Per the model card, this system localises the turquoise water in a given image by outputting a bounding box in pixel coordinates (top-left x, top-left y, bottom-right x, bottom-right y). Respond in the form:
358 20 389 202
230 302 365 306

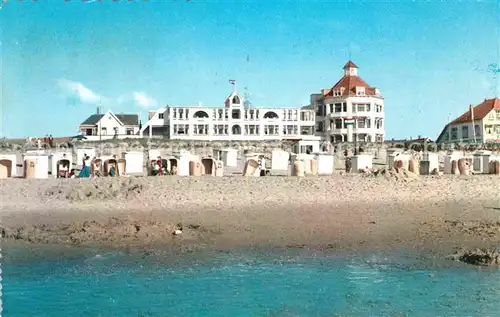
3 247 500 316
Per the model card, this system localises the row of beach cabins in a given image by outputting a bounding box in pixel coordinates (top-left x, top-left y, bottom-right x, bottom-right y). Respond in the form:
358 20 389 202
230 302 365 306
0 147 499 179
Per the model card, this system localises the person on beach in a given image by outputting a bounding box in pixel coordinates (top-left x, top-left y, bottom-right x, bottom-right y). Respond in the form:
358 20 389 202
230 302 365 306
157 156 163 176
109 164 117 177
345 157 352 173
78 155 91 178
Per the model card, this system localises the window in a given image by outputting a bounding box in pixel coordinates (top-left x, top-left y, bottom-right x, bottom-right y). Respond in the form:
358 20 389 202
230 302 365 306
375 119 383 129
474 125 481 137
232 109 241 119
485 125 493 134
375 104 383 112
316 122 324 132
316 104 325 116
461 125 469 139
126 128 134 135
496 110 500 120
101 127 107 135
334 103 342 113
357 118 366 128
356 87 365 96
343 103 347 112
450 127 458 140
334 119 343 129
158 113 164 119
113 127 119 135
333 89 341 97
354 104 370 112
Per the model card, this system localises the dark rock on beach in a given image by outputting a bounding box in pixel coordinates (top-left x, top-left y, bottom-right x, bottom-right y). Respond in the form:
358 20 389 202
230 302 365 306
449 248 500 267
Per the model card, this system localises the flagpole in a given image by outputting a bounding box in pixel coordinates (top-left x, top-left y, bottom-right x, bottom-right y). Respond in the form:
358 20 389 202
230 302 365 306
470 104 476 143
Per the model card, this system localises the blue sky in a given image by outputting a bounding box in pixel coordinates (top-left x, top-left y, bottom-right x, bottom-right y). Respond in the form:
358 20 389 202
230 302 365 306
2 0 499 139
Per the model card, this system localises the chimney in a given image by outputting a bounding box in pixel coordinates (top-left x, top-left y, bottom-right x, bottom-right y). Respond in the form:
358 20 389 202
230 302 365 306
96 106 100 115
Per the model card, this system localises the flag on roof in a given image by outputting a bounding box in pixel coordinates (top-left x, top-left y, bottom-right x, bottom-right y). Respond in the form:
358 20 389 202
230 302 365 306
229 80 236 85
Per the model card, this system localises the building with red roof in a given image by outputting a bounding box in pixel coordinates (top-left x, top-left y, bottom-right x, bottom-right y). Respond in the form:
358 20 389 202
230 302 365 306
436 98 500 144
311 61 385 143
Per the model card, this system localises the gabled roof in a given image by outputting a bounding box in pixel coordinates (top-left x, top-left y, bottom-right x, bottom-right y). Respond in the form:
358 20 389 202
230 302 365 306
449 98 500 125
80 111 139 126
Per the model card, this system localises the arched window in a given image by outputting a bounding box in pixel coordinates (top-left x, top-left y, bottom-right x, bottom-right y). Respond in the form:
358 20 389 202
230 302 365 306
232 96 240 104
232 125 241 135
263 111 279 119
193 111 209 118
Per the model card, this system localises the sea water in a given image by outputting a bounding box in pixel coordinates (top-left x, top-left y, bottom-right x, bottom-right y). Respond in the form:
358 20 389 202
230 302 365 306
2 247 500 317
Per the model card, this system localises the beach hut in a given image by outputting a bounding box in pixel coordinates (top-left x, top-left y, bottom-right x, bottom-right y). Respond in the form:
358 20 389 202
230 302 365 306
291 159 305 177
243 153 264 177
314 153 335 175
473 151 491 174
23 154 49 179
102 156 118 176
76 148 96 168
420 152 439 175
218 148 238 167
351 154 373 173
444 151 462 174
201 156 216 176
91 158 102 176
123 151 144 175
49 152 72 178
0 153 17 179
387 152 411 169
290 154 315 175
271 150 290 171
214 160 224 177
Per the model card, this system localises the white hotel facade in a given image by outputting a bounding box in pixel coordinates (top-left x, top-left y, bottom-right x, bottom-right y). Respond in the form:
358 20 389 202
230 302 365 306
140 91 320 143
139 61 384 145
311 61 385 143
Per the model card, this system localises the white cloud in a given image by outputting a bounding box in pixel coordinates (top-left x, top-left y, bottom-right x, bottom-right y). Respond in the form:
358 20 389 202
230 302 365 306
118 92 158 109
57 79 102 104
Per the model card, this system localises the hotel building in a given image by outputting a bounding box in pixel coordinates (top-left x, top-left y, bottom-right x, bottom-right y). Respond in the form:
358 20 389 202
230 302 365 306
311 61 385 143
140 90 320 147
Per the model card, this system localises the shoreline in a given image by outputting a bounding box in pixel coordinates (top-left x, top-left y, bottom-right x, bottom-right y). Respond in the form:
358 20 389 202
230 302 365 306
1 175 499 264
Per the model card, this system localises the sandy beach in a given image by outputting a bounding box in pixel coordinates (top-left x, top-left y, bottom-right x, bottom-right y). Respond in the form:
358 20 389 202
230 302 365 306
1 173 499 259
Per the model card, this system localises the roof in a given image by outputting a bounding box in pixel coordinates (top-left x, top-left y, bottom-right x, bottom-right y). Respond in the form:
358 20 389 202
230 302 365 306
448 98 500 125
80 113 139 126
343 60 358 69
116 114 139 126
319 61 378 99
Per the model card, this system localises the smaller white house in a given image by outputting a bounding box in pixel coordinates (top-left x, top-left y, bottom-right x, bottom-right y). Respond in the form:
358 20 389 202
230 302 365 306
79 109 141 141
436 98 500 144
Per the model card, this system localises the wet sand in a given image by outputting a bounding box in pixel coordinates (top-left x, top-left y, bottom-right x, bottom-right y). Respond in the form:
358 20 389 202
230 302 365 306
1 174 499 258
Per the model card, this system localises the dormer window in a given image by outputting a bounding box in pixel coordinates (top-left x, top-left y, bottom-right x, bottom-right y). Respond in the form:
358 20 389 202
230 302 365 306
374 88 380 96
232 96 240 104
333 89 341 97
356 87 365 96
340 87 345 95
